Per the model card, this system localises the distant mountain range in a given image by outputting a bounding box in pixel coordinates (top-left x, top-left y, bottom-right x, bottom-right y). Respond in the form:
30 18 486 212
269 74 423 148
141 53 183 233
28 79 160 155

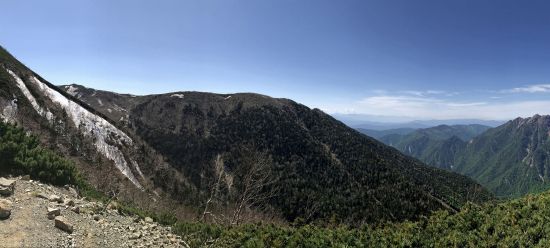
361 124 490 170
356 128 417 139
362 118 550 198
333 114 504 130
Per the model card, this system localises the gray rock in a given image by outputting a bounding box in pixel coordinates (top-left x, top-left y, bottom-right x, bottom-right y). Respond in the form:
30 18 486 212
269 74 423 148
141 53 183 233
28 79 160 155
0 199 12 219
130 232 142 240
54 216 74 233
21 175 31 181
0 178 15 196
49 194 63 203
144 217 154 223
47 207 61 219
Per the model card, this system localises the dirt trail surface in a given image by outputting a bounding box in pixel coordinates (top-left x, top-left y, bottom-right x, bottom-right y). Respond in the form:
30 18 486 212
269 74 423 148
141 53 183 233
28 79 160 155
0 177 189 248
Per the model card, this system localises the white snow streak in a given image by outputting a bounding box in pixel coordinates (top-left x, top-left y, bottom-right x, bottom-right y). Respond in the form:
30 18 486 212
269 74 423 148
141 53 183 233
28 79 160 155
171 93 184 99
6 68 144 189
7 69 53 121
29 76 144 188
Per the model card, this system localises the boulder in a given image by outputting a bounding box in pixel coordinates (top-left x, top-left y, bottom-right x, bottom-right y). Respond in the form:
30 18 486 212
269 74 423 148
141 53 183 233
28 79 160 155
47 207 61 220
0 199 12 219
54 216 73 233
0 178 15 196
145 217 154 223
48 194 63 203
20 175 31 181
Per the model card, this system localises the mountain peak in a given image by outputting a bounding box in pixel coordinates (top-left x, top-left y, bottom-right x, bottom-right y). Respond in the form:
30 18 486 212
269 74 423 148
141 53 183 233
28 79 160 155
511 114 550 129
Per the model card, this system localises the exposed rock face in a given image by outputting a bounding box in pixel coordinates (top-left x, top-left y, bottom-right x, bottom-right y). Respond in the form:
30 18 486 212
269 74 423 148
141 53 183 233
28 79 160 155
0 199 12 219
0 178 15 196
54 216 73 233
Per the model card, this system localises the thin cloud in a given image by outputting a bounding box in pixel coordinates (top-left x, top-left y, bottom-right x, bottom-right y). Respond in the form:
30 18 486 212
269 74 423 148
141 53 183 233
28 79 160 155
323 94 550 120
399 90 454 97
502 84 550 93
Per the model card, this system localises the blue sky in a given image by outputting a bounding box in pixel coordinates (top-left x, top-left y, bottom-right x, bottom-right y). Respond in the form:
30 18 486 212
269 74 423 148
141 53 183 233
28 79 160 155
2 0 550 121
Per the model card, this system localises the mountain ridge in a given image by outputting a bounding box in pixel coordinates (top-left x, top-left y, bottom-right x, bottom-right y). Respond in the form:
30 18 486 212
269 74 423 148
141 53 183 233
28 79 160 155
0 46 492 226
59 80 493 223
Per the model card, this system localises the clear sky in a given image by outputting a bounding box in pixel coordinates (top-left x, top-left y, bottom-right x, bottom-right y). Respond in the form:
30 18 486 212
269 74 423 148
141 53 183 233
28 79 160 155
1 0 550 121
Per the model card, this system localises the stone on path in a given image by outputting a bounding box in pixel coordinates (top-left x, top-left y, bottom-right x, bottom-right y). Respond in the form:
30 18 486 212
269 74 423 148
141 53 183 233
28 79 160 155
0 178 16 196
48 194 63 203
47 207 61 220
54 216 74 233
0 199 12 219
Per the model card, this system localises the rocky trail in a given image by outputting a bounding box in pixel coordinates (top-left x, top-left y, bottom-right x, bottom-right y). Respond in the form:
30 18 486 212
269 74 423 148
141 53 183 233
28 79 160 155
0 176 189 248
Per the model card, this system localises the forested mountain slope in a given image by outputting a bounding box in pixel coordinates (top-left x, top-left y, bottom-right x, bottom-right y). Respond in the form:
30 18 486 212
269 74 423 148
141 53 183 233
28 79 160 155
455 115 550 197
0 45 493 225
375 124 490 170
60 82 493 224
374 117 550 198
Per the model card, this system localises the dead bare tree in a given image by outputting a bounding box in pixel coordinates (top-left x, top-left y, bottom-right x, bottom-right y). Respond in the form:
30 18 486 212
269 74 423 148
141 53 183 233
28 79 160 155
200 154 225 223
231 150 279 226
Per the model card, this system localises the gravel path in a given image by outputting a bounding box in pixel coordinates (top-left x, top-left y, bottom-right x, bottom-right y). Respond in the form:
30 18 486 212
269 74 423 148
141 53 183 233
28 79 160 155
0 177 189 248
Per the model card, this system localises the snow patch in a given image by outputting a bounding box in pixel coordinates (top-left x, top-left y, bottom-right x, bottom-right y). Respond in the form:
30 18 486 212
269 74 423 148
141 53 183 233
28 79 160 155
171 93 184 99
26 75 144 188
65 85 79 97
107 108 112 113
225 95 232 100
97 99 103 106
